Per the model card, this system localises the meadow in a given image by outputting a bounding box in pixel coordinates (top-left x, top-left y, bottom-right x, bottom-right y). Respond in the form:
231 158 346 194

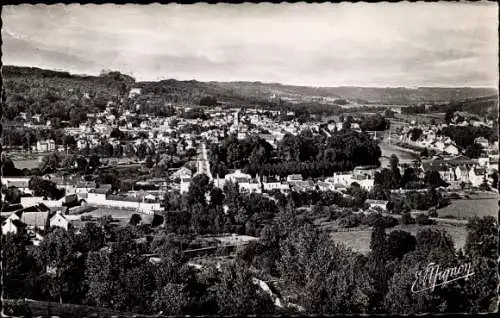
329 223 469 255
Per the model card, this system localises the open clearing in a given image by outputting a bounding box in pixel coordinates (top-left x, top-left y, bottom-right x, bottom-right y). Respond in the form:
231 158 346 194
330 223 468 255
437 194 498 219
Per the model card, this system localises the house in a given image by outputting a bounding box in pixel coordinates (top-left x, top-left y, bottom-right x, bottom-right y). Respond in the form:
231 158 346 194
286 174 303 183
455 165 470 183
50 211 72 230
1 212 26 235
263 181 290 193
478 157 490 168
317 181 336 192
365 199 388 212
469 167 487 188
180 177 192 194
353 166 378 179
1 177 33 194
437 166 456 183
20 211 51 230
225 170 252 184
128 87 141 98
239 180 262 194
444 144 459 155
86 191 161 214
36 139 56 152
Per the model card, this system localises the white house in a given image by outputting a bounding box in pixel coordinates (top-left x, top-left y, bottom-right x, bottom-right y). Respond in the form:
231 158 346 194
36 139 56 153
129 87 142 98
365 199 388 212
50 211 71 230
455 166 470 183
180 177 191 194
469 167 487 188
1 177 32 194
286 174 303 183
86 191 161 214
444 144 459 155
225 170 252 184
239 181 262 194
1 213 25 235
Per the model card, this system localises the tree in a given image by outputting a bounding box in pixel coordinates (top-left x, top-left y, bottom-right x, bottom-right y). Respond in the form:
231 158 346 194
62 135 76 151
346 183 368 207
110 128 124 139
384 228 461 314
408 128 423 141
152 283 191 315
129 213 142 226
89 154 101 171
465 216 497 259
76 222 105 253
36 227 82 304
465 143 484 159
1 156 22 176
390 155 401 183
199 96 218 107
489 171 498 189
415 213 435 225
420 147 429 158
424 170 449 188
187 174 212 206
145 156 154 169
209 187 225 207
374 168 399 195
39 153 60 174
400 167 419 188
213 261 275 315
386 230 416 260
2 233 34 299
136 143 148 160
401 212 414 225
29 177 64 200
359 114 390 131
370 220 389 261
278 224 371 313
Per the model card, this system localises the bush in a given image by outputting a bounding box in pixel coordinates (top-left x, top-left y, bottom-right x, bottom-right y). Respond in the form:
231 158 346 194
339 214 361 228
80 215 93 221
382 215 399 228
3 300 32 317
129 213 142 226
428 208 438 218
415 213 435 225
401 212 415 225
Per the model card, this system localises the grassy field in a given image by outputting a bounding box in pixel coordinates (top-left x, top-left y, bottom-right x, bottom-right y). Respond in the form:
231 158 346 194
329 223 468 255
13 158 42 169
394 112 445 124
437 196 498 219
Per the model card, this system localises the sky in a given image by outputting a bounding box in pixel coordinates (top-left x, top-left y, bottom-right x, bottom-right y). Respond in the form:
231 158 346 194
2 3 498 87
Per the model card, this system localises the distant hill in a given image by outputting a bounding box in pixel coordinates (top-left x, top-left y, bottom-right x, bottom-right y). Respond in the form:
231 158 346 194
3 65 498 105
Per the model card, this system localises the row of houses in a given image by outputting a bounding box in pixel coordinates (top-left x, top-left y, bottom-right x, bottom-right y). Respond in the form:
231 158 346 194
2 209 72 243
180 165 381 196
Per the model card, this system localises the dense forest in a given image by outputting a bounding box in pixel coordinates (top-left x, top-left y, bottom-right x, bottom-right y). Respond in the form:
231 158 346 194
209 129 381 178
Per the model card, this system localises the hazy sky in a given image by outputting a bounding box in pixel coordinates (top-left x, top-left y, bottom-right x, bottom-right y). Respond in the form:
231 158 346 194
2 3 498 87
